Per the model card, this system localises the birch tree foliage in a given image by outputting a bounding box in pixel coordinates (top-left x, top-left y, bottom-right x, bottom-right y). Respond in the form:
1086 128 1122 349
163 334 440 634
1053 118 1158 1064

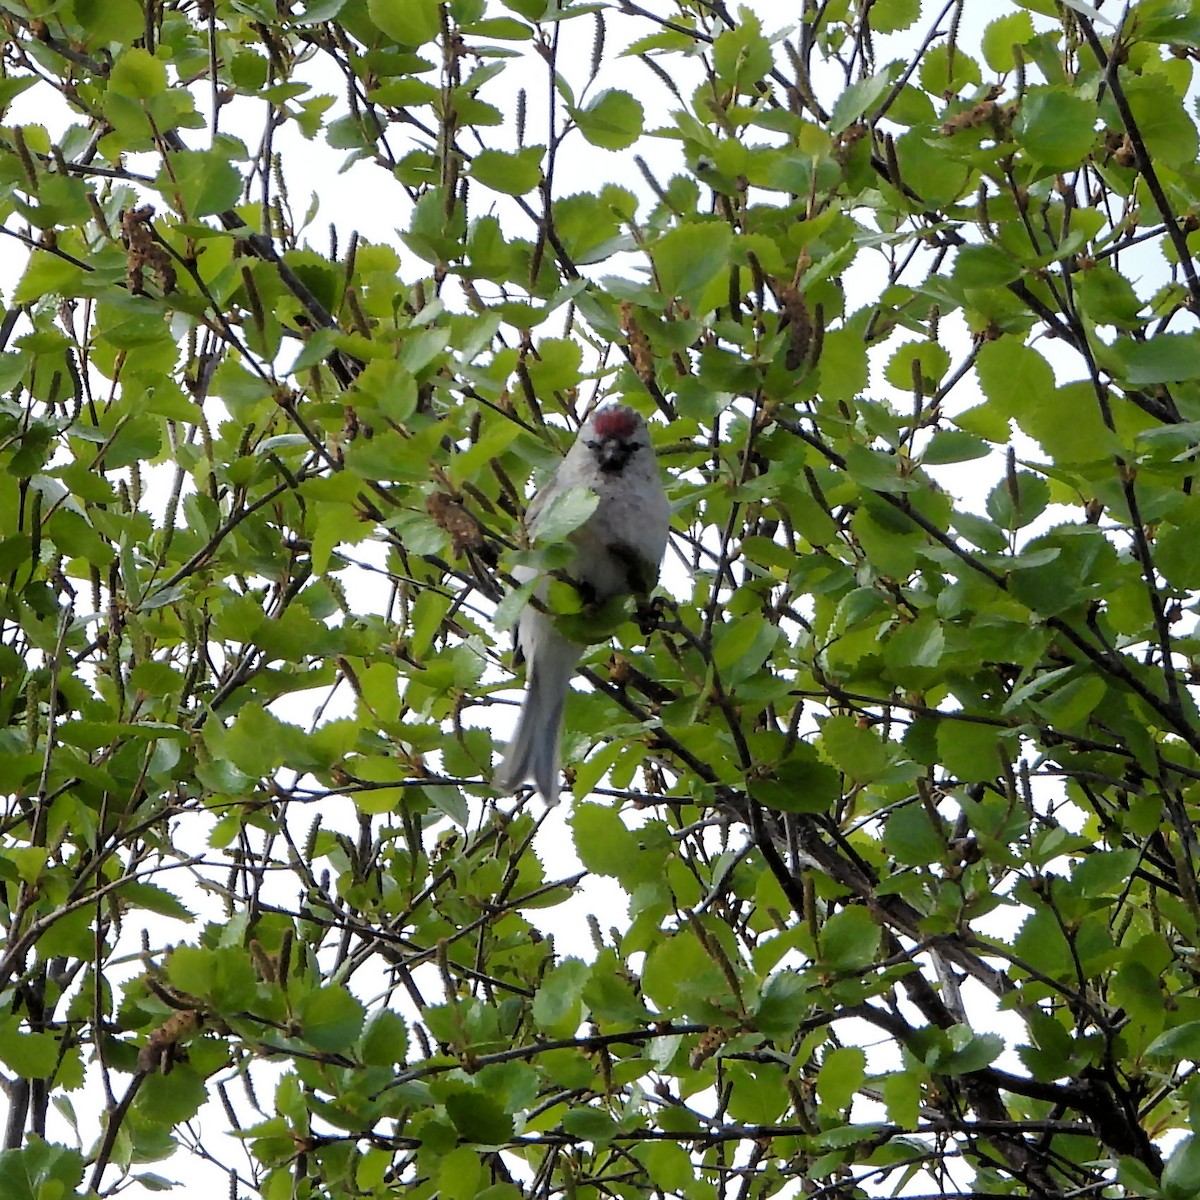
1 0 1200 1197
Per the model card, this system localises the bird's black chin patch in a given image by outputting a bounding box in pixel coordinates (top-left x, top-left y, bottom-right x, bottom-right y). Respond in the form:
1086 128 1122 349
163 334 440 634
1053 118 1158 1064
597 443 636 473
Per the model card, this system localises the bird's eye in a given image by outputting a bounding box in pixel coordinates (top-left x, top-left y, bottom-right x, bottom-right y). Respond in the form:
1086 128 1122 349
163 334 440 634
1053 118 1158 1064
586 440 601 450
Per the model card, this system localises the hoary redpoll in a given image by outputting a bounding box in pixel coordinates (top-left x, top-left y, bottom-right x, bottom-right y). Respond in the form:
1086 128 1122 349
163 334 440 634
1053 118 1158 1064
495 404 670 803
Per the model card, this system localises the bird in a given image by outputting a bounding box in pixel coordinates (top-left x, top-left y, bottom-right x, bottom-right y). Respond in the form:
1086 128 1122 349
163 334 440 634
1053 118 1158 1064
495 404 671 804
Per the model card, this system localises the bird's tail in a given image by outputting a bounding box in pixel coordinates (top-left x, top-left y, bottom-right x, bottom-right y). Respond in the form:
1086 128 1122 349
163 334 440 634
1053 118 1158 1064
495 631 580 805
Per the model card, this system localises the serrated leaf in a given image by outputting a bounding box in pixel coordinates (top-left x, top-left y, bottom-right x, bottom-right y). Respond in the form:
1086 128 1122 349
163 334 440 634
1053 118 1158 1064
820 714 890 783
830 64 900 133
0 1024 58 1079
561 1106 617 1143
444 1091 514 1145
820 906 880 973
569 803 639 877
922 430 990 465
532 957 590 1035
120 882 195 922
1164 1135 1200 1200
470 147 544 195
1113 332 1200 385
981 11 1035 72
298 985 366 1051
574 89 643 150
885 803 946 866
109 47 167 99
367 0 440 44
1013 87 1096 171
652 220 733 310
359 1008 408 1066
529 485 599 544
156 149 242 218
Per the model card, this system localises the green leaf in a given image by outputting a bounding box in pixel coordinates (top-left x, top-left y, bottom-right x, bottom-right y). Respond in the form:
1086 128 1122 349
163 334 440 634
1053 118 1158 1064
830 64 900 133
918 44 981 94
294 0 348 19
819 714 891 783
1075 264 1144 328
953 242 1022 288
157 149 243 218
817 1046 866 1111
1034 675 1106 730
573 90 643 150
1009 525 1119 615
869 0 920 33
359 1008 408 1066
493 575 538 639
639 1142 694 1192
0 1024 58 1079
1017 381 1119 464
501 0 548 18
712 14 772 89
884 614 945 673
136 1065 207 1125
883 1073 920 1128
525 337 582 393
986 471 1050 530
531 957 590 1036
820 906 881 973
1071 849 1140 898
1013 87 1096 171
0 1137 84 1200
120 882 195 922
936 722 1006 784
884 803 946 867
13 250 87 303
470 147 544 195
367 0 441 45
109 47 168 99
922 430 989 465
1112 332 1200 385
298 985 366 1051
104 413 163 468
935 1030 1004 1075
651 221 733 310
712 614 778 684
0 75 37 116
530 485 599 544
1156 514 1200 589
570 803 639 877
464 17 533 40
749 742 840 814
981 11 1035 72
581 951 648 1023
817 326 869 403
894 130 972 207
206 703 288 779
642 931 727 1013
885 339 950 391
167 945 257 1010
1163 1134 1200 1200
1147 1022 1200 1060
444 1091 515 1145
130 660 185 694
561 1106 617 1144
1121 74 1198 169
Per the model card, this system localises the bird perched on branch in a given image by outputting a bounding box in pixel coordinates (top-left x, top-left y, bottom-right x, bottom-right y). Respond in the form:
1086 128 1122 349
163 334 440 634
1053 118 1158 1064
495 404 671 805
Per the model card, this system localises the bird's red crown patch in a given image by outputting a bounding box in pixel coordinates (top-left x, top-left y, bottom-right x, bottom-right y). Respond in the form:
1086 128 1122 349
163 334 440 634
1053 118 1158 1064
592 407 639 440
